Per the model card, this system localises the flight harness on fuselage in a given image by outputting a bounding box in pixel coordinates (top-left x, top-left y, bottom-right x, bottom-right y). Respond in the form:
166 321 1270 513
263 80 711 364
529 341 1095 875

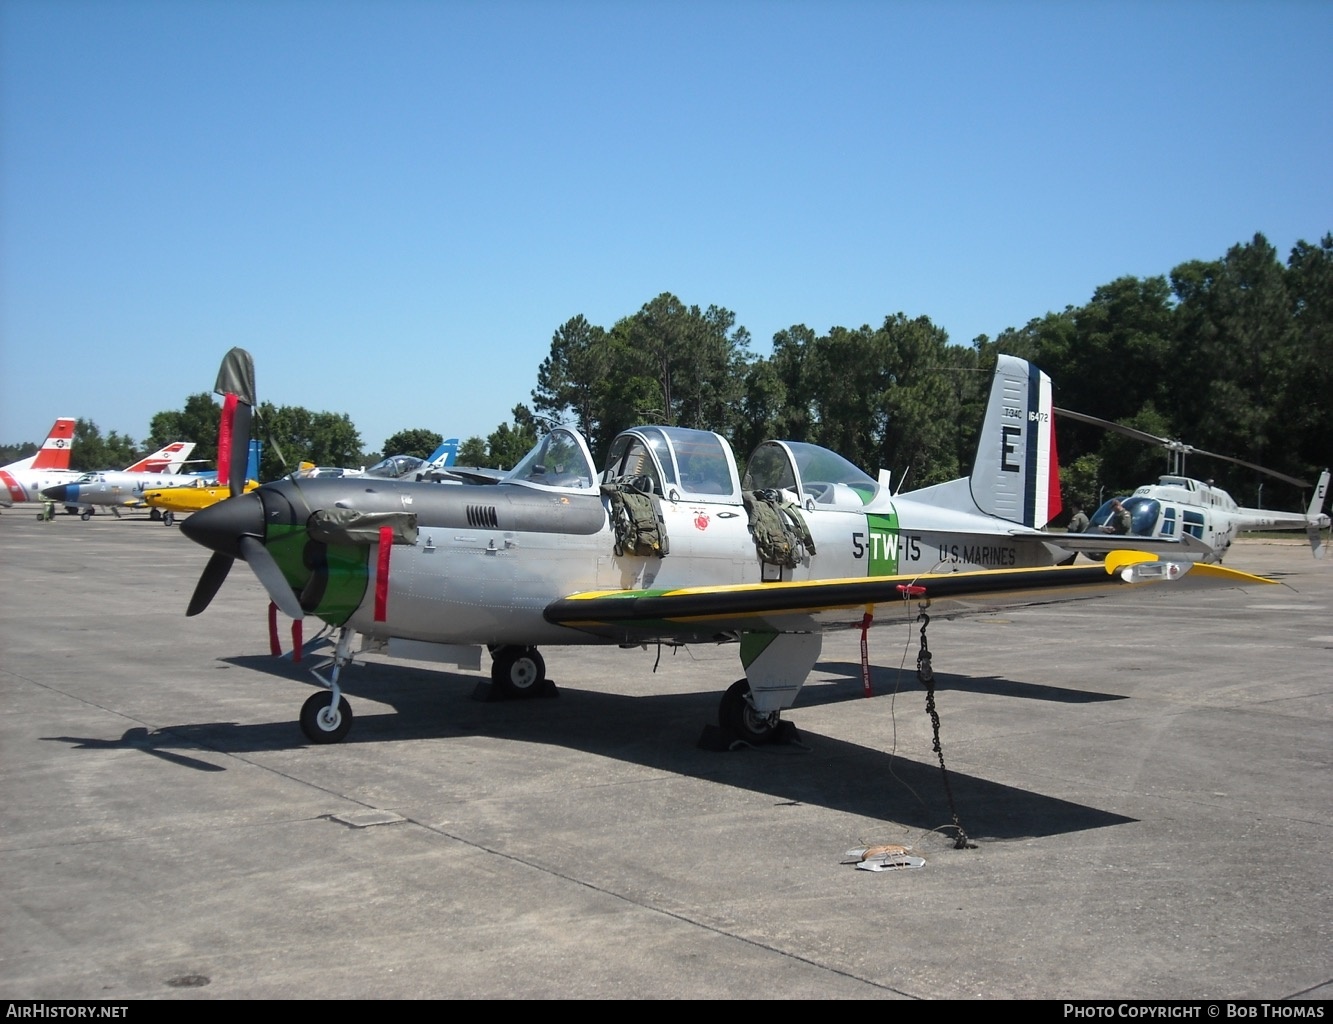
602 477 669 558
743 488 816 570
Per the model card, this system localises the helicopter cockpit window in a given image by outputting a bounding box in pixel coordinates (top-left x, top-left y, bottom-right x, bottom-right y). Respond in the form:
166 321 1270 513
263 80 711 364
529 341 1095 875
505 428 596 490
1090 496 1160 536
1125 498 1162 535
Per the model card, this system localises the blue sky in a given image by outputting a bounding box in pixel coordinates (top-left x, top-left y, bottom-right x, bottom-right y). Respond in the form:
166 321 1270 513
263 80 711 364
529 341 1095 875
3 0 1330 454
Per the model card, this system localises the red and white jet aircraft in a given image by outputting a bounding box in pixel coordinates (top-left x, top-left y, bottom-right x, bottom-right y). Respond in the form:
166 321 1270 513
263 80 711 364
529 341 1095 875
0 419 78 507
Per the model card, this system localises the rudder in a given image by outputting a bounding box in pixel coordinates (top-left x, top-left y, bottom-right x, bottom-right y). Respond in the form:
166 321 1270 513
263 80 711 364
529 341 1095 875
969 355 1061 528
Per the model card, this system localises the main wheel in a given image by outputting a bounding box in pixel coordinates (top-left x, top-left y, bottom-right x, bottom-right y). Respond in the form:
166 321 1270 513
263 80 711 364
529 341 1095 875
163 511 175 527
719 679 780 744
299 692 353 744
490 646 546 698
80 510 91 520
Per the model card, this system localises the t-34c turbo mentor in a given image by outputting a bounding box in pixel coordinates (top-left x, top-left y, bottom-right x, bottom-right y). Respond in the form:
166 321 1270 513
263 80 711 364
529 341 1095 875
181 349 1270 745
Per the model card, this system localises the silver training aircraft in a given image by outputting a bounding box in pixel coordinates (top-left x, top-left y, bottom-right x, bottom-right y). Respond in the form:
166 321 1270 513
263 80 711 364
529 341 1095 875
180 349 1270 745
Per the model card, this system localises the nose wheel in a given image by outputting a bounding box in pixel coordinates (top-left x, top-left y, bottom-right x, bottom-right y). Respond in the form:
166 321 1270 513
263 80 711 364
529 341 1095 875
300 692 353 744
300 627 357 743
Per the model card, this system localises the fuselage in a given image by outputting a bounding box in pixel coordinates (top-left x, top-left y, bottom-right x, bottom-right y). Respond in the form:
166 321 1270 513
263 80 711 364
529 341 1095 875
43 470 198 511
144 480 257 515
1084 474 1330 559
185 426 1067 649
1 467 82 506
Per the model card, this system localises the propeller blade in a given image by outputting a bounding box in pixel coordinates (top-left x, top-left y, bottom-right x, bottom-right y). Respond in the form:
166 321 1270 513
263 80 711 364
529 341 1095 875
187 552 235 617
228 402 252 498
238 535 305 620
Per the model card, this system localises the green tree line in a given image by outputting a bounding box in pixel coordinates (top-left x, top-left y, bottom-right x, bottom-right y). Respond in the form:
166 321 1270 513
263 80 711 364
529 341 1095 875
526 232 1330 513
11 231 1327 514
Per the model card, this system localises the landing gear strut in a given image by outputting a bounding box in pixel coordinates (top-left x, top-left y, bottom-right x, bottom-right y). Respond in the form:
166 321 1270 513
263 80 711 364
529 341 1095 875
301 627 356 743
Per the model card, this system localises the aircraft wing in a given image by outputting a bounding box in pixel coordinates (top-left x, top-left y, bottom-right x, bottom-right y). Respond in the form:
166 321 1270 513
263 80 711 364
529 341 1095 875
545 553 1272 642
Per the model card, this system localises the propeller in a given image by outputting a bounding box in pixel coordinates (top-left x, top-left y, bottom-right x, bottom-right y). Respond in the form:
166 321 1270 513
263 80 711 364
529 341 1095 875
183 348 305 620
1054 407 1312 489
187 552 234 616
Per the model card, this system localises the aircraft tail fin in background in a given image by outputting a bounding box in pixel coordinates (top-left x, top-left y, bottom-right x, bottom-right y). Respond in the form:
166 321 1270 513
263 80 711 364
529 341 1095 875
124 441 197 474
16 418 77 471
902 355 1062 529
427 438 460 468
1307 469 1330 558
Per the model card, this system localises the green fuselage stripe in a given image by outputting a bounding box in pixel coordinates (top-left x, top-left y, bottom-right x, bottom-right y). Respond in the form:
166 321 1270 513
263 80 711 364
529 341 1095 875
867 511 900 576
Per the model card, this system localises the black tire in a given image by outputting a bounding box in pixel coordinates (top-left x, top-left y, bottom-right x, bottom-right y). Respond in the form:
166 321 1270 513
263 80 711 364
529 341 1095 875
719 679 779 744
80 510 91 521
163 511 175 527
149 508 162 521
490 646 546 698
299 692 353 744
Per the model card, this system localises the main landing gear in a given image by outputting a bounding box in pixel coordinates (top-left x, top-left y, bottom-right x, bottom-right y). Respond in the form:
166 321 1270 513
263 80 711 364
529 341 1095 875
718 679 782 745
707 632 819 748
488 645 550 699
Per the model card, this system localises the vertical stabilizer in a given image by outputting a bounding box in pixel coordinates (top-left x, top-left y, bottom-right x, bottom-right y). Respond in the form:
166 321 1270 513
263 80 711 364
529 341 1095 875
1307 470 1330 522
246 440 263 483
1307 469 1330 558
969 355 1062 528
125 441 197 474
25 418 77 471
428 438 460 468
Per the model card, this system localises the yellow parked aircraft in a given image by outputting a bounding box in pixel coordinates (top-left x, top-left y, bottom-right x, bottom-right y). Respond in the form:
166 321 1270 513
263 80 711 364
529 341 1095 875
144 478 259 526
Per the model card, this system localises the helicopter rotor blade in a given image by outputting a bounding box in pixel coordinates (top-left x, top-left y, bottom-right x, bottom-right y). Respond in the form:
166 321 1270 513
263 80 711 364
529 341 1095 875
1178 447 1310 489
1055 408 1311 488
1055 408 1168 448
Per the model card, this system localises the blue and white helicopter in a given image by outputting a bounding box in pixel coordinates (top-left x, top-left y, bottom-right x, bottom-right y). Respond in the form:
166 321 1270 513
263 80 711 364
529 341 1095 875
1057 408 1330 562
